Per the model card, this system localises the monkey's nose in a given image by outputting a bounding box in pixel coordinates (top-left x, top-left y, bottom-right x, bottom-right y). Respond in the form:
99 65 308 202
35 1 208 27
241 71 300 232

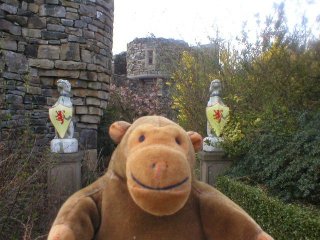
151 161 167 179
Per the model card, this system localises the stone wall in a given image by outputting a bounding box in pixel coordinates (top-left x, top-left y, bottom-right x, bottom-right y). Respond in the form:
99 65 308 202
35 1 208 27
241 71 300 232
0 0 114 157
126 37 188 79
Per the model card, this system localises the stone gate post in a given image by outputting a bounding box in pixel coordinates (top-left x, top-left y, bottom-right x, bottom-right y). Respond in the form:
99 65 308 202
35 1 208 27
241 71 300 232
48 151 83 217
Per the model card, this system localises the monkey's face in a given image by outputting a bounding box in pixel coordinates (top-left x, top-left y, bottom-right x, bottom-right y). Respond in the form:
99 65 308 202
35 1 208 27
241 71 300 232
109 116 202 216
125 124 193 216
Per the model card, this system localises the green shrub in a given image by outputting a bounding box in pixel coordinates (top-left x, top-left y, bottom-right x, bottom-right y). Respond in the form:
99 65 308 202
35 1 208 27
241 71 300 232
227 110 320 205
216 177 320 240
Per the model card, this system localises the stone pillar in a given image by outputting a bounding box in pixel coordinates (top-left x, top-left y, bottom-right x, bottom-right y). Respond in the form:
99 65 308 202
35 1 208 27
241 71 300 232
48 151 83 216
199 150 232 186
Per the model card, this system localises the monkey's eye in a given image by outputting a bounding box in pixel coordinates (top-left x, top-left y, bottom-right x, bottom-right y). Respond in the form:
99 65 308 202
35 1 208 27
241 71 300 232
138 135 145 142
175 137 181 145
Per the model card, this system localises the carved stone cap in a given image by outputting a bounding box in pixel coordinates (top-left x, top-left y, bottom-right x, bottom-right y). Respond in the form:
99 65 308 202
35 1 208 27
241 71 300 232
57 79 72 97
209 79 222 97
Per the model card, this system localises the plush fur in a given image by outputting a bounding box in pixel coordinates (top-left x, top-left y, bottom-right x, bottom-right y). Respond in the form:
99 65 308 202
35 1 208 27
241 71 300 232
48 116 273 240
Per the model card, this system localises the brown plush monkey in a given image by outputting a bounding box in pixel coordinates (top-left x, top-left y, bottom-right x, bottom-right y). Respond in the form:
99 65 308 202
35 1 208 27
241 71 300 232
48 116 273 240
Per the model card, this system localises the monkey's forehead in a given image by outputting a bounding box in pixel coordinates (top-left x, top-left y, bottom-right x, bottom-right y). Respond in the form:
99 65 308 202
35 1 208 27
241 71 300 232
132 116 179 128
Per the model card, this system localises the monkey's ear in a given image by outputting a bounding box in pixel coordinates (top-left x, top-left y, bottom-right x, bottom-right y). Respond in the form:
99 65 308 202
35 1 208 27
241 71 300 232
187 131 203 152
109 121 131 144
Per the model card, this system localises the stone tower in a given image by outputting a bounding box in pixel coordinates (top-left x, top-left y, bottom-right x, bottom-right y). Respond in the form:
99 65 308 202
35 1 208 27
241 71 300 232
126 37 188 84
0 0 114 157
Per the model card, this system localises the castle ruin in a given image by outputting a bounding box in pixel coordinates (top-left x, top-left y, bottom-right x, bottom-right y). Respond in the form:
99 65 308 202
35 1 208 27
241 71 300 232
126 37 188 88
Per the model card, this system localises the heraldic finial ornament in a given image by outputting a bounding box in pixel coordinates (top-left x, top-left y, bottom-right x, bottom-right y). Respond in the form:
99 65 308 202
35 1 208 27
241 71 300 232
49 79 78 153
203 79 230 152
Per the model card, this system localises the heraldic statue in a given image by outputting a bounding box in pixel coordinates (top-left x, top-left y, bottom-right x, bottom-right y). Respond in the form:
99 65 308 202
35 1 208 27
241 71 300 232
203 79 229 152
49 79 78 153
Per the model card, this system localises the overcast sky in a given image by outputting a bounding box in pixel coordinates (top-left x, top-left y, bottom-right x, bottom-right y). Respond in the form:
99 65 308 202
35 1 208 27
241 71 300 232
112 0 320 54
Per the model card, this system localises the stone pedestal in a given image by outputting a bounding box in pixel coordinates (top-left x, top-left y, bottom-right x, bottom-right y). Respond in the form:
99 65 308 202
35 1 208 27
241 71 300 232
48 151 83 218
199 150 232 186
51 138 78 153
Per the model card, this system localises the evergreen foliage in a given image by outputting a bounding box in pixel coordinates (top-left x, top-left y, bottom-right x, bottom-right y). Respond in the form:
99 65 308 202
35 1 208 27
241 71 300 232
227 111 320 204
113 52 127 75
216 177 320 240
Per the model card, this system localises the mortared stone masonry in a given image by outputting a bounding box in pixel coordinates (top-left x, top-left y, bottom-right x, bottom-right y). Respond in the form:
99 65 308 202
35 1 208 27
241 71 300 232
0 0 114 158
